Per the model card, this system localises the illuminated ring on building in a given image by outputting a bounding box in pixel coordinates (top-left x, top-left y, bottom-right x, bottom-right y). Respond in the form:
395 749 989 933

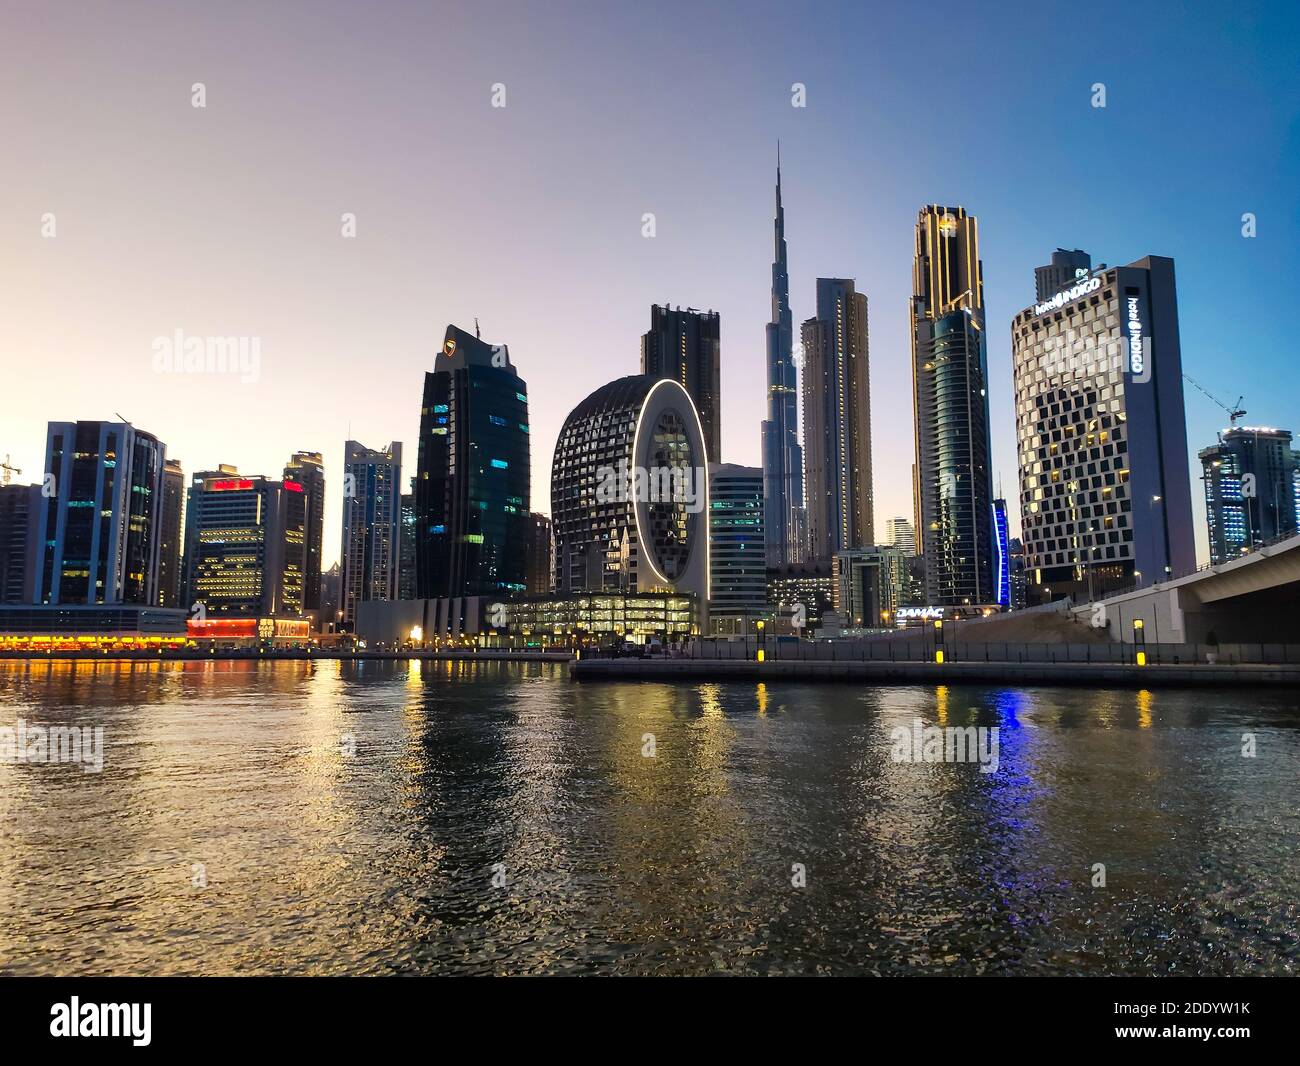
631 379 710 594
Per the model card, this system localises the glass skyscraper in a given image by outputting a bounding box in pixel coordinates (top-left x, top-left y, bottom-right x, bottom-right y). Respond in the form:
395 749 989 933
284 451 325 612
993 497 1011 608
707 463 765 633
910 207 996 606
416 325 529 600
1199 426 1299 563
340 441 402 628
760 152 806 566
157 458 184 607
35 420 166 606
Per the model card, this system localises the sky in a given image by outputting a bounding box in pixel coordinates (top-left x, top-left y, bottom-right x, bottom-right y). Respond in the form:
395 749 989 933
2 0 1298 569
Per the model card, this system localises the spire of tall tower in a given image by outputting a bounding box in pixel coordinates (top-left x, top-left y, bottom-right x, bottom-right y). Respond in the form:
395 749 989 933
761 145 805 566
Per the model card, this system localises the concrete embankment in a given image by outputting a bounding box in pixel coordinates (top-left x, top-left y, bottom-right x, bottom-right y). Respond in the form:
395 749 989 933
570 657 1300 687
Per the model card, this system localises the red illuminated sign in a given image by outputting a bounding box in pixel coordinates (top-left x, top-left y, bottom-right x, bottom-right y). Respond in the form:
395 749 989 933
188 618 258 637
283 480 303 492
209 478 254 492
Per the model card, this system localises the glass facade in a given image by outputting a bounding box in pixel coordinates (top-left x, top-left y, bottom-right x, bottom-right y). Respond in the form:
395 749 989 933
416 326 529 600
398 489 417 599
708 464 766 631
915 311 996 604
1200 427 1299 563
284 451 325 612
504 592 697 646
993 498 1011 608
761 157 806 567
36 421 165 606
911 207 997 606
551 375 708 602
341 441 402 627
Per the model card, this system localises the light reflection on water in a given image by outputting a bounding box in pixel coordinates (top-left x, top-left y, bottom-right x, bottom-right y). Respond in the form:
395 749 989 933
0 659 1296 975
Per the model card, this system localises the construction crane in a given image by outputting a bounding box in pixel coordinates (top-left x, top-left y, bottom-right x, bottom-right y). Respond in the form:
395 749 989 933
1183 374 1246 426
0 455 20 486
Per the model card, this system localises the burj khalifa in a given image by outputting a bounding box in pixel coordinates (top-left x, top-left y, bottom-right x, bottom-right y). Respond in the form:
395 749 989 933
760 150 806 565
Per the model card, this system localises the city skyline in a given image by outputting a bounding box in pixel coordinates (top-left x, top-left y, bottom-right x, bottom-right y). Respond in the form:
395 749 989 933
3 1 1298 572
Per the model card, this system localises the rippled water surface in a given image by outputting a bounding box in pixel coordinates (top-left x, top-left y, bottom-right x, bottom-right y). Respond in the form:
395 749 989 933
0 660 1296 975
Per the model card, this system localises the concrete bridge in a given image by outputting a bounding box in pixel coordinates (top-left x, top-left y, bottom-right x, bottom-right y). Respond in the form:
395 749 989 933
1071 532 1300 644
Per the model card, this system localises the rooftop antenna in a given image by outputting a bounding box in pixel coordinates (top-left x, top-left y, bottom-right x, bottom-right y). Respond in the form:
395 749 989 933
0 455 20 487
474 317 480 340
115 411 132 426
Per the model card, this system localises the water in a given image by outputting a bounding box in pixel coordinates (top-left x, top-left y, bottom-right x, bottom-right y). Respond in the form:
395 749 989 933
0 659 1296 976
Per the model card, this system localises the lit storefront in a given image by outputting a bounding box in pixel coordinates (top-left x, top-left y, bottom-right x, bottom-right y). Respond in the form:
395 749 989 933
498 592 698 649
0 605 189 653
188 616 312 649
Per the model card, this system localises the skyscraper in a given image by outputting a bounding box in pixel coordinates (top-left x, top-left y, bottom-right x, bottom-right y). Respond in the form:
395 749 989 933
832 547 900 628
0 482 40 604
910 206 997 605
35 421 166 606
398 484 417 600
284 451 325 613
1199 426 1299 563
525 512 552 596
760 151 806 566
182 467 306 617
992 497 1011 608
551 375 709 603
1035 248 1093 303
801 278 874 560
886 517 915 556
415 325 530 600
340 441 402 628
707 463 766 633
1012 254 1196 599
641 305 721 463
157 458 184 607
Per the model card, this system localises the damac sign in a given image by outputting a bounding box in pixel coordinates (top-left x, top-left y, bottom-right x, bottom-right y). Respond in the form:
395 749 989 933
1033 276 1101 316
897 606 945 620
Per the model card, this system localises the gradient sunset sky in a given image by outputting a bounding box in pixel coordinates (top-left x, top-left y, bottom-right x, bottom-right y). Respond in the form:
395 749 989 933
3 0 1297 567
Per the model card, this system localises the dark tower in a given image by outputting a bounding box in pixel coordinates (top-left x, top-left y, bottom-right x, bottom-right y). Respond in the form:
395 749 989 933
641 305 721 462
416 325 530 600
283 451 325 612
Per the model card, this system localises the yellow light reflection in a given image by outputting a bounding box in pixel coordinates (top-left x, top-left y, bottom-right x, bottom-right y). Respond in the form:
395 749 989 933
1137 689 1153 729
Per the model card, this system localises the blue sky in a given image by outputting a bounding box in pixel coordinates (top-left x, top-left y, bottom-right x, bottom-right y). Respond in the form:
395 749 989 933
2 0 1297 565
